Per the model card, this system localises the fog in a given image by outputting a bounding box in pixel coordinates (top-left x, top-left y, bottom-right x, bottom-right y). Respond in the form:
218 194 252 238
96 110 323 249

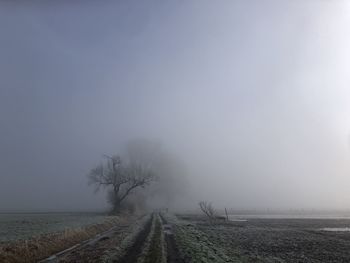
1 0 350 212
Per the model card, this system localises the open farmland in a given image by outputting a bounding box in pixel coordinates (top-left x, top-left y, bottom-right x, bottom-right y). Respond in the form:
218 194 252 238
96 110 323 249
176 214 350 262
3 212 350 262
0 213 107 242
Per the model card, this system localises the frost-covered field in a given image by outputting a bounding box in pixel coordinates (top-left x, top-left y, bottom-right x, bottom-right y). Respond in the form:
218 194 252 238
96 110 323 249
175 214 350 262
0 212 107 242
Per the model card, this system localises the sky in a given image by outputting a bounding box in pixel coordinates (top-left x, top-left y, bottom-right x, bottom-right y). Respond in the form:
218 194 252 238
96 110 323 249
1 0 350 211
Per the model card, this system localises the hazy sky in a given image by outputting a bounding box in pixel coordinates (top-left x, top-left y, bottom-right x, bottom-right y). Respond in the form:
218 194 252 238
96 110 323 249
1 0 350 211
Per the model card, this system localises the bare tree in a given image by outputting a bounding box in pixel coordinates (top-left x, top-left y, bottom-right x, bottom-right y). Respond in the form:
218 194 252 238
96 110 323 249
88 154 156 213
199 201 216 222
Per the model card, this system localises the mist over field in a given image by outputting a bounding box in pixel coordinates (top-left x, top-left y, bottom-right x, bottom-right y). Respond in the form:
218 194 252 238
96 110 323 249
1 0 350 213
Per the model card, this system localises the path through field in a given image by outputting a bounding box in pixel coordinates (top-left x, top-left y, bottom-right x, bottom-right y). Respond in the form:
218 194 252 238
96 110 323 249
39 213 183 263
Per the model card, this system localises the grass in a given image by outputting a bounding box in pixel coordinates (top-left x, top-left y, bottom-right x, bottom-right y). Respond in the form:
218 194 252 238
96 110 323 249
0 216 122 263
163 214 239 263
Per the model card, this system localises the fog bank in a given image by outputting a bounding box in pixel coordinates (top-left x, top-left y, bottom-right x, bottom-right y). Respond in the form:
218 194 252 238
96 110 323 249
1 1 350 211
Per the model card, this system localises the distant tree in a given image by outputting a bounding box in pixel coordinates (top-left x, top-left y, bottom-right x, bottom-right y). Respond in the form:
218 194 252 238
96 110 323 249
199 201 216 222
88 154 156 213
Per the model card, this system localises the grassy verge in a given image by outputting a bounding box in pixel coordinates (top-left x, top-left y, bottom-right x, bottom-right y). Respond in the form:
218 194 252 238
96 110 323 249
0 216 123 263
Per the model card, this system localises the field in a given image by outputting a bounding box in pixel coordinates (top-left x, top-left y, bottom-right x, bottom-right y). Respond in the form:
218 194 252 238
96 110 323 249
2 212 350 262
175 214 350 262
0 213 107 242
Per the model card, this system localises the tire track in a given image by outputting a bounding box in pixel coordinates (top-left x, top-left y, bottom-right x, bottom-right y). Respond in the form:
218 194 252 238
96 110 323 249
114 213 154 263
159 213 185 263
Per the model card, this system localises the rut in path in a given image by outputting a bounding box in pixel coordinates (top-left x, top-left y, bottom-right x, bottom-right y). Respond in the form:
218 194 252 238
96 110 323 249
159 213 185 263
114 214 154 263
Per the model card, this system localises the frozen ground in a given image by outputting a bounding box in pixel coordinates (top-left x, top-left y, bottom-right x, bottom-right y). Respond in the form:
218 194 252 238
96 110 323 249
0 212 107 242
3 212 350 262
178 214 350 262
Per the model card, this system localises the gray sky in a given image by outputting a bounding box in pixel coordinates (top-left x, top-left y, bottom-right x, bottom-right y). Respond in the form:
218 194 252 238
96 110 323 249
1 0 350 211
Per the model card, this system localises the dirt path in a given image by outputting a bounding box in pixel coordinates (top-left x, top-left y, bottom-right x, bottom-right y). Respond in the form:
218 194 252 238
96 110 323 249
159 214 185 263
117 212 184 263
114 214 154 263
39 213 184 263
